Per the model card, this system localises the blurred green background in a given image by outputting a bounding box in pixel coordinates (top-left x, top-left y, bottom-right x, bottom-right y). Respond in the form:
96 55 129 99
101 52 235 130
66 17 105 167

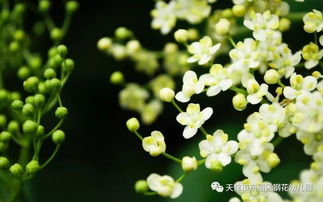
17 0 323 201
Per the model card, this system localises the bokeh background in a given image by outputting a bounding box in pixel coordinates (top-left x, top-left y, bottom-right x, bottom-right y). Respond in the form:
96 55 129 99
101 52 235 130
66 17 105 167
18 0 323 201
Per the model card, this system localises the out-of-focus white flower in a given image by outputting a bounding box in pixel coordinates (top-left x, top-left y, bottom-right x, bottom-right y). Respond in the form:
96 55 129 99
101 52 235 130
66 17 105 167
175 71 205 102
175 0 211 24
297 129 323 155
176 103 213 139
147 173 183 198
119 83 149 112
303 9 323 33
200 64 233 97
141 99 163 125
199 130 238 169
244 10 280 41
142 131 166 156
151 1 177 34
302 43 323 69
187 36 221 65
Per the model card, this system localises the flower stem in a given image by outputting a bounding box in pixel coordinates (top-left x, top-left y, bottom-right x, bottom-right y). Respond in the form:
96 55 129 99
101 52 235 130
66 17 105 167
199 126 208 137
228 36 237 48
134 131 143 140
171 100 183 113
230 86 247 95
162 152 182 164
176 173 187 183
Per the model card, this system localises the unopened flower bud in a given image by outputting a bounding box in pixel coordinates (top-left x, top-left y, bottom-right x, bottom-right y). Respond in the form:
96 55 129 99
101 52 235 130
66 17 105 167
279 18 291 32
22 103 35 117
34 94 45 109
11 100 24 110
55 107 68 119
215 18 231 35
187 29 199 41
0 157 10 169
23 77 39 93
174 29 188 43
23 120 37 135
52 130 65 144
57 45 68 57
267 153 280 168
159 88 175 102
50 28 63 41
17 66 30 80
115 27 132 39
26 160 40 174
65 1 79 13
10 163 24 177
0 131 11 142
38 0 50 13
232 5 246 17
110 71 124 84
126 117 140 132
232 94 247 111
44 68 57 79
181 156 197 172
134 180 149 193
97 37 112 51
8 121 19 134
264 69 280 84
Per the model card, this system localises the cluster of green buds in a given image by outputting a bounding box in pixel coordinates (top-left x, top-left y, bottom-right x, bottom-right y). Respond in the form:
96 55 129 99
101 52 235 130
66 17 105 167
0 0 77 200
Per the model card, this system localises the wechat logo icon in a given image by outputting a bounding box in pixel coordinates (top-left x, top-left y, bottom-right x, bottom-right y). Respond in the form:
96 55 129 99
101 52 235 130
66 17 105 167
211 181 224 192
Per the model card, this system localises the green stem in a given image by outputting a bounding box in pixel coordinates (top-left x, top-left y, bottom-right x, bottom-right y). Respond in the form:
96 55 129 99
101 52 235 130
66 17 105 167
278 80 286 88
228 36 237 48
162 153 182 164
199 126 208 137
42 120 64 139
229 86 247 95
171 100 183 113
286 12 307 22
273 136 284 147
134 131 143 140
176 173 187 183
39 144 61 170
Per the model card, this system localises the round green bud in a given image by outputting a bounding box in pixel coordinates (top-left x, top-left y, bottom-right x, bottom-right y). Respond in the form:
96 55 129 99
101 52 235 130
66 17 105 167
0 115 7 128
232 94 247 111
57 45 68 57
22 103 35 117
134 180 149 193
0 157 10 169
26 160 40 174
38 82 47 94
38 0 51 13
55 107 68 119
232 5 246 17
9 41 19 52
62 58 74 72
97 37 112 51
34 94 45 109
210 160 223 172
23 77 40 93
174 29 188 43
48 47 59 57
215 18 231 35
0 90 9 102
115 27 132 39
1 10 10 21
50 28 63 41
8 121 19 134
36 125 44 137
264 69 280 84
10 92 21 101
13 3 25 15
23 120 37 135
110 71 124 84
50 78 61 91
126 117 140 132
0 131 11 142
14 30 25 41
65 1 79 13
9 163 24 177
44 68 56 79
17 66 30 80
11 100 24 110
0 142 8 152
52 130 65 144
25 96 35 105
53 55 63 66
29 57 42 70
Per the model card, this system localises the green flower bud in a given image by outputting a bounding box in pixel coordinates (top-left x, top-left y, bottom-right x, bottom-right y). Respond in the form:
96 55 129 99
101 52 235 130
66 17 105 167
134 180 149 193
264 69 280 84
57 45 68 57
13 3 25 15
23 120 37 135
26 160 40 174
97 37 112 51
62 58 74 72
44 68 56 79
0 157 10 169
9 163 24 177
49 78 61 91
55 107 68 119
210 160 223 172
29 57 42 71
38 82 47 94
38 0 51 13
174 29 188 43
25 96 35 105
0 142 8 152
232 94 247 111
0 115 7 128
34 94 45 109
37 125 45 137
48 47 59 57
14 30 25 41
115 27 132 39
22 103 35 117
159 88 175 102
8 121 19 134
18 66 30 80
10 92 21 101
52 130 65 144
23 77 40 93
65 1 79 13
126 117 140 132
53 55 63 66
50 28 63 41
110 71 124 84
0 131 11 142
9 41 19 52
232 5 246 17
215 18 231 35
0 90 9 103
11 100 24 110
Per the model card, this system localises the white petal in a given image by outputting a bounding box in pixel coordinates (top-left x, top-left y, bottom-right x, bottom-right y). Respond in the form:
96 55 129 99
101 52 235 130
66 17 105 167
183 126 198 139
207 85 221 96
175 91 190 103
320 35 323 46
305 60 318 69
147 173 161 191
201 107 213 121
220 79 232 91
170 183 183 199
283 87 297 99
176 112 190 125
247 94 261 104
218 153 231 166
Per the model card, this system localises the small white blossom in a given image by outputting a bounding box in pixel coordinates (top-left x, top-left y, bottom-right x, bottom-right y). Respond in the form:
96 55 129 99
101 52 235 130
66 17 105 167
151 1 177 34
283 74 318 99
176 103 213 139
175 71 205 102
242 74 268 105
175 0 211 24
187 36 221 65
296 129 323 155
199 130 238 169
303 9 323 33
147 173 183 198
142 131 166 156
302 43 323 69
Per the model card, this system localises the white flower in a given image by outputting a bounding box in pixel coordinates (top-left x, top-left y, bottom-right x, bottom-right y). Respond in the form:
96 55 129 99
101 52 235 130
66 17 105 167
199 130 238 169
187 36 221 65
302 42 323 69
243 10 280 41
303 9 323 33
151 1 177 34
142 131 166 156
242 74 268 105
200 64 233 97
175 0 211 24
119 83 149 112
283 74 318 99
147 173 183 198
259 102 286 127
176 103 213 139
296 129 323 155
175 71 205 102
181 156 197 172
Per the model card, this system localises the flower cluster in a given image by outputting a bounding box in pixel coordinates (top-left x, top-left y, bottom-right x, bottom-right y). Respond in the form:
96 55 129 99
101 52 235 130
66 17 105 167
106 0 323 201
